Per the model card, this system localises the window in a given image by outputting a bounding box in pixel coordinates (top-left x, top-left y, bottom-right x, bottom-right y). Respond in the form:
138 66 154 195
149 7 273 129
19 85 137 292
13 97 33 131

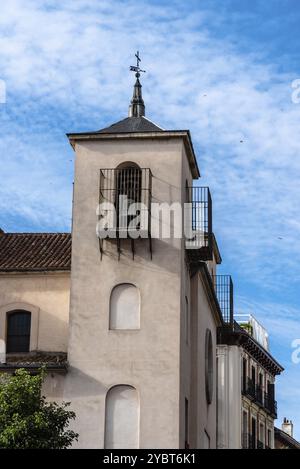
251 417 256 449
251 365 256 386
185 398 189 449
267 429 272 449
110 284 140 330
185 296 189 344
6 310 31 353
205 329 213 405
115 163 142 231
242 411 248 448
242 358 247 393
105 385 139 449
259 423 265 447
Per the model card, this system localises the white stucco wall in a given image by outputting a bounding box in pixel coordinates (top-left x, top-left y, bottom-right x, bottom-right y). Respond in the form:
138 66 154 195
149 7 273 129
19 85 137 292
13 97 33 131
189 272 220 449
65 137 189 448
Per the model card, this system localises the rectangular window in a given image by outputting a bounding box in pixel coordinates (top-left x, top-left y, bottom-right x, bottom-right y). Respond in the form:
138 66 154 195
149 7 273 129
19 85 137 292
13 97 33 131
185 398 189 449
242 358 247 393
251 417 256 449
7 311 31 353
242 411 248 448
251 365 256 386
267 429 272 449
185 296 189 345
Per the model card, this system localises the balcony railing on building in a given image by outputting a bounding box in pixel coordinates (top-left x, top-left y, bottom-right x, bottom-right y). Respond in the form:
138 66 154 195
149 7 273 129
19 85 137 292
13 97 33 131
98 167 152 258
243 378 256 401
213 275 234 325
255 385 264 406
264 392 277 419
185 187 213 264
242 380 277 418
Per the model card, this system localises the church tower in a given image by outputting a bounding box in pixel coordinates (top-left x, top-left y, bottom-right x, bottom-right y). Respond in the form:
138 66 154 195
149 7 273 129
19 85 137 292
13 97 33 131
65 53 222 449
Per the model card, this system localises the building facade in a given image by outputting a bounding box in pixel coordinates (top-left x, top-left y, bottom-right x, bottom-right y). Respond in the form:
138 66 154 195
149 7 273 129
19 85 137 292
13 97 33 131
0 61 284 449
217 314 283 449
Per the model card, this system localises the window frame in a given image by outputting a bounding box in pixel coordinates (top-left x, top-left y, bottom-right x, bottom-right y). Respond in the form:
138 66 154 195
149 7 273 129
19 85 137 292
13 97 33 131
6 310 31 353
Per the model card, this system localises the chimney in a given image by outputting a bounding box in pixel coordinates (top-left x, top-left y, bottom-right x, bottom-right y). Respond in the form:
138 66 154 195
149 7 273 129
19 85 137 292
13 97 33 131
282 417 294 437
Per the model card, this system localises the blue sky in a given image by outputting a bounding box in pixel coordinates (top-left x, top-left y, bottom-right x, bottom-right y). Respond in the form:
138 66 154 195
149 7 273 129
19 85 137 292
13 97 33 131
1 0 300 439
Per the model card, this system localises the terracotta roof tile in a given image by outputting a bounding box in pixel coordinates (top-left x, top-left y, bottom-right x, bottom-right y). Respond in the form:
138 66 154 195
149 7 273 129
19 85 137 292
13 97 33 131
0 232 71 272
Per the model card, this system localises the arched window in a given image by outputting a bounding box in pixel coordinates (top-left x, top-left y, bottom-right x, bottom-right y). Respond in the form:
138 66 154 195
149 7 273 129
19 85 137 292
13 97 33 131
6 310 31 353
109 283 140 330
205 329 213 405
115 163 142 230
105 385 139 449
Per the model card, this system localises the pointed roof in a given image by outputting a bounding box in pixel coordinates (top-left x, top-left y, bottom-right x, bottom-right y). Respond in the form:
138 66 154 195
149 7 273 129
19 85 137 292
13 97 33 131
128 75 145 118
98 116 164 133
67 53 200 178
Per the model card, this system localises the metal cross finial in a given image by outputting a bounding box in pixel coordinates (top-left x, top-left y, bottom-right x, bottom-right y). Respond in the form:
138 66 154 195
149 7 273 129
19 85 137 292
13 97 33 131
130 51 146 77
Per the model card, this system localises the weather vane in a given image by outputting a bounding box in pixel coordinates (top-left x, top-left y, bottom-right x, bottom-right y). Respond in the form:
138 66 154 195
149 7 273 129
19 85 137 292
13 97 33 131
130 51 146 78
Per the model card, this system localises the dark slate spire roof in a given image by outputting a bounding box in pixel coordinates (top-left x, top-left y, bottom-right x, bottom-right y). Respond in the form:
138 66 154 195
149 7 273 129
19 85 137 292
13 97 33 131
128 75 145 118
0 232 71 271
98 116 164 133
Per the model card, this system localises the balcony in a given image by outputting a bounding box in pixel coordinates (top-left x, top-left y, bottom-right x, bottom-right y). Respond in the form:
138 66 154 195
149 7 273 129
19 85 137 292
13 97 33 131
242 382 277 418
213 275 234 325
255 385 264 406
243 378 256 401
264 392 277 419
98 167 152 258
185 187 213 264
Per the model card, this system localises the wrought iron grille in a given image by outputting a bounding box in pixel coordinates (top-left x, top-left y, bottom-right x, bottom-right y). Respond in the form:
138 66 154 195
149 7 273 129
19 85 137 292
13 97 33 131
213 275 234 325
98 168 152 258
99 167 152 235
264 392 277 418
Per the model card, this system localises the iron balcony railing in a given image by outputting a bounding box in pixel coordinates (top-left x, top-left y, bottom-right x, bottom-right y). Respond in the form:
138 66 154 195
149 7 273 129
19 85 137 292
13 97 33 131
99 167 152 235
213 275 234 325
264 392 277 418
255 385 264 406
243 378 256 400
185 187 213 261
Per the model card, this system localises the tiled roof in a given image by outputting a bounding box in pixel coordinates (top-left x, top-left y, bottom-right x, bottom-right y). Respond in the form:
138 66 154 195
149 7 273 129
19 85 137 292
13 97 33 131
0 232 71 272
98 116 164 133
0 352 68 373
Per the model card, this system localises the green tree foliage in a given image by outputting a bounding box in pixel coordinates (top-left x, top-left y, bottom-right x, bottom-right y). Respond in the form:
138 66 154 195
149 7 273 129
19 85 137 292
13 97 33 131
0 368 78 449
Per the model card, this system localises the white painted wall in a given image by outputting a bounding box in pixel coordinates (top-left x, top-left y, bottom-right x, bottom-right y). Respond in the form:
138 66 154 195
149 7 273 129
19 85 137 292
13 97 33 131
65 137 186 448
